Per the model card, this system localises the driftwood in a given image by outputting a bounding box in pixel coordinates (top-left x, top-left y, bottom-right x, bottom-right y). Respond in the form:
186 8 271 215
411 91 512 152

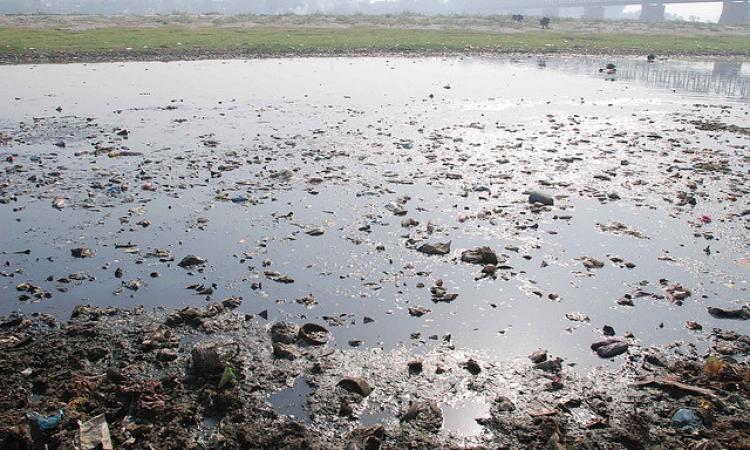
633 377 717 398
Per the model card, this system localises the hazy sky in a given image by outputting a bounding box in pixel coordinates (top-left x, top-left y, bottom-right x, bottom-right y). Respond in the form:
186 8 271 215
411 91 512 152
626 2 722 21
0 0 730 23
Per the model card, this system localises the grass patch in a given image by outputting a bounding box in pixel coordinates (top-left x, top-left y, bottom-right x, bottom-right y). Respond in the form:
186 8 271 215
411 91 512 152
1 26 750 56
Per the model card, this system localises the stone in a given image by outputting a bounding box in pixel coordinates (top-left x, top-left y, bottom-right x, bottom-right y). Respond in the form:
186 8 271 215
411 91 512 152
528 191 554 206
529 349 548 363
178 254 206 268
417 241 451 255
71 247 95 258
337 376 373 397
460 247 499 265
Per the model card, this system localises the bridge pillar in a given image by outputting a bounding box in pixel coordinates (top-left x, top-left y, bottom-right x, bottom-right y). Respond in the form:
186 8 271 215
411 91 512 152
542 6 560 17
583 5 606 19
639 2 665 21
718 0 750 24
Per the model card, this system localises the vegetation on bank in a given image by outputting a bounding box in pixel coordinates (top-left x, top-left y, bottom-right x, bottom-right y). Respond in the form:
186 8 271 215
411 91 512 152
1 25 750 57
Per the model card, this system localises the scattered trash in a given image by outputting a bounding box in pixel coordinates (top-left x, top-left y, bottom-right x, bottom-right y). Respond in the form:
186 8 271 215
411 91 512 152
672 408 701 430
218 367 238 388
26 409 63 431
76 414 113 450
299 323 329 345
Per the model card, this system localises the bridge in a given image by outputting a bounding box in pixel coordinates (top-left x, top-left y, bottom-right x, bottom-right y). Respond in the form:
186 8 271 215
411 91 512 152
504 0 749 23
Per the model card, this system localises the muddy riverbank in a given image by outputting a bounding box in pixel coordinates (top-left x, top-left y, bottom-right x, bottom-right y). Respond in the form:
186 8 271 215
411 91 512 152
1 303 749 449
4 48 750 66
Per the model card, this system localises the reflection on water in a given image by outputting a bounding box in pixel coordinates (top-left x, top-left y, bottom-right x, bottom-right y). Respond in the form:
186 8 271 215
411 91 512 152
535 57 750 99
268 377 312 423
441 398 489 437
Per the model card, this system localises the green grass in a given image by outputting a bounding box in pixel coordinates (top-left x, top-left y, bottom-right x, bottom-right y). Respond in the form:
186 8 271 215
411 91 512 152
1 26 749 56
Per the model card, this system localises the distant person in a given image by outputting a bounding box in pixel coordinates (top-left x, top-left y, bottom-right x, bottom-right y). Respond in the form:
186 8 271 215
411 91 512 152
540 17 550 29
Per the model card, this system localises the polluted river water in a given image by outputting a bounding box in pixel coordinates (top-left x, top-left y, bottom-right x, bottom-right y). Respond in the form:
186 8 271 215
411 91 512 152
1 56 749 440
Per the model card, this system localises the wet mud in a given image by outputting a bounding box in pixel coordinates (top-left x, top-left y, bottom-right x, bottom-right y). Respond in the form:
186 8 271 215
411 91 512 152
1 304 749 449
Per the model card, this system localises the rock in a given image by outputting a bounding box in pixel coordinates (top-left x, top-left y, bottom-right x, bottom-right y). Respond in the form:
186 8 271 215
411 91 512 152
529 191 554 206
529 349 548 363
272 342 298 360
534 357 562 372
52 196 66 210
271 322 299 344
417 241 451 255
177 255 205 268
337 376 373 397
565 312 590 322
644 353 667 367
462 358 481 375
591 339 628 358
401 218 419 227
190 344 223 375
430 284 458 302
685 321 703 330
299 323 329 345
156 349 178 362
123 279 142 291
400 401 443 431
602 325 615 336
672 408 700 430
707 306 750 320
306 227 324 236
408 306 431 317
407 360 423 375
665 284 691 303
106 368 126 384
493 396 516 412
165 304 224 327
579 257 604 269
460 246 499 265
481 264 497 274
264 271 294 284
71 247 95 258
295 293 317 307
221 296 242 308
86 346 108 361
385 202 407 216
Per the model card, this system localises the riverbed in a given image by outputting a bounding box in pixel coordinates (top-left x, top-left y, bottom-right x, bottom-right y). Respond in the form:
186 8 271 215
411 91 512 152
1 55 748 373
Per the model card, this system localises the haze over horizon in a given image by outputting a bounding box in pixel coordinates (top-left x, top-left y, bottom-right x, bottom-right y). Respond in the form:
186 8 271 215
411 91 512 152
0 0 725 23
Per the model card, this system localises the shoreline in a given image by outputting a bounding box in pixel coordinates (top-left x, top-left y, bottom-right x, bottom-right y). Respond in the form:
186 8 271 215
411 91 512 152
2 47 750 66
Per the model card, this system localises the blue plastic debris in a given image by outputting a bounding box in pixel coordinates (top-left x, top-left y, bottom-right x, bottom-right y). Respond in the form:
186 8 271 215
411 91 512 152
671 408 700 430
26 409 64 430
